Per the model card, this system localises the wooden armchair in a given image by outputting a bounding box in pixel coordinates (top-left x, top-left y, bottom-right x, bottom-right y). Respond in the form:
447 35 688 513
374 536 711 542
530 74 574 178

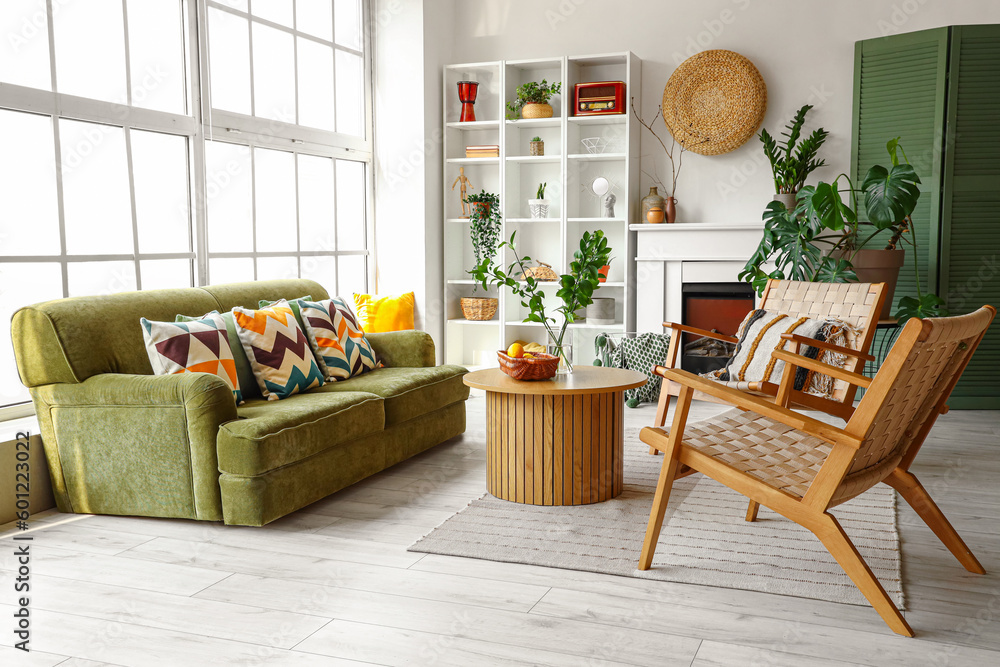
651 280 887 436
638 305 995 636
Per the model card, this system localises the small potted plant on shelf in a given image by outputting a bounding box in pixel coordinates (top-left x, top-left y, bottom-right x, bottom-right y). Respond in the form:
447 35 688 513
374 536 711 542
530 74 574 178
528 182 549 219
471 229 612 374
506 80 562 120
461 190 502 320
529 136 544 156
741 138 947 323
759 104 829 211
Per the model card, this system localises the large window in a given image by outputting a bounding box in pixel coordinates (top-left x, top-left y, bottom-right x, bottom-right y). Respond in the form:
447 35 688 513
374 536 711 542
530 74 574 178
0 0 372 414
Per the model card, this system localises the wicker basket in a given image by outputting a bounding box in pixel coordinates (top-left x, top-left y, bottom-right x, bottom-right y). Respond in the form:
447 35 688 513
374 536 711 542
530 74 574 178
498 350 559 380
461 297 497 321
661 49 767 156
518 261 559 281
521 103 553 119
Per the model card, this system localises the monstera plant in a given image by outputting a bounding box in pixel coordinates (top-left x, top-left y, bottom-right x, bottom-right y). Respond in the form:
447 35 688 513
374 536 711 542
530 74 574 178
742 138 947 323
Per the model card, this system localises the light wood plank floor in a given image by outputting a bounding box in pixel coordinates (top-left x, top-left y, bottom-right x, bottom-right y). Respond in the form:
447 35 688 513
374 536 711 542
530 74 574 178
2 397 999 666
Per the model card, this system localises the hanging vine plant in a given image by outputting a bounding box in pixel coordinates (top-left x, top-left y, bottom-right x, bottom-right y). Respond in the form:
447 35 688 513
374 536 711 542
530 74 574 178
464 190 502 293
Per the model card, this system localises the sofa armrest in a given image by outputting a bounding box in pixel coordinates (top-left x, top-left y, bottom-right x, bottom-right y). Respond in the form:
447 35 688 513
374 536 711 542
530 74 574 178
366 331 436 367
31 373 238 521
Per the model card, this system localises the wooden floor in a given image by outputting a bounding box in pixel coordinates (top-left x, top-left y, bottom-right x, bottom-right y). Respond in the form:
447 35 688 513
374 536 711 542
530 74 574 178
1 398 999 666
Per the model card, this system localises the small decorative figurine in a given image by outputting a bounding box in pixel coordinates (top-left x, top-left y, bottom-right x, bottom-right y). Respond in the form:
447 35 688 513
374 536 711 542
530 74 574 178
452 167 473 217
604 193 616 218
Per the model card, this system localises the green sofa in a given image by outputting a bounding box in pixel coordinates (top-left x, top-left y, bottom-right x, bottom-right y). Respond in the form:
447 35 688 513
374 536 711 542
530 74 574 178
11 279 469 526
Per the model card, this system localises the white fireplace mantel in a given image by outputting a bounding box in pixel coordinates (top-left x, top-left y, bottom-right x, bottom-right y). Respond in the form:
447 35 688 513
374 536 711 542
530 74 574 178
631 222 765 332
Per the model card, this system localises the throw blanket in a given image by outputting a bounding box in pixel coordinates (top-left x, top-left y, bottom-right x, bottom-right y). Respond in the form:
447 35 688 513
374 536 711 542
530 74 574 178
594 332 672 407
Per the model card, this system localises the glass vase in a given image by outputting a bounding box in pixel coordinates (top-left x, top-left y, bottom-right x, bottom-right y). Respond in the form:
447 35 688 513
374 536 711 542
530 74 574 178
546 343 574 375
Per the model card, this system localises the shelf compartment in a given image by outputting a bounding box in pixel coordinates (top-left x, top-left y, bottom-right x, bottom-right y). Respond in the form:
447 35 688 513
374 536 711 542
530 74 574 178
568 152 626 162
506 118 561 129
446 120 500 130
446 157 500 164
568 114 627 125
448 318 500 326
506 155 561 163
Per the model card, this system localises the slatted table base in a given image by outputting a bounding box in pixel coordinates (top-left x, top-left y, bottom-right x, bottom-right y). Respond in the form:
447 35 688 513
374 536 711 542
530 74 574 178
486 390 624 505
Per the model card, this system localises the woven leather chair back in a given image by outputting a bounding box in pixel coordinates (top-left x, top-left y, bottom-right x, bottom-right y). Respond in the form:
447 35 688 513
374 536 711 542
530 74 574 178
761 280 885 402
835 307 995 502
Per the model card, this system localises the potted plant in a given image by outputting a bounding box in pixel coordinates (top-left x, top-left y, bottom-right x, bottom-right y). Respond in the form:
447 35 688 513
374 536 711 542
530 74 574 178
461 190 502 320
471 230 612 373
506 80 562 120
598 257 614 283
529 136 544 156
528 182 549 219
759 104 829 210
741 138 947 323
808 138 945 321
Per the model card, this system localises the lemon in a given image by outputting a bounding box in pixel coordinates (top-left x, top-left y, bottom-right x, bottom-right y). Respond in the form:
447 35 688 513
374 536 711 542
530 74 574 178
523 353 534 358
506 342 525 358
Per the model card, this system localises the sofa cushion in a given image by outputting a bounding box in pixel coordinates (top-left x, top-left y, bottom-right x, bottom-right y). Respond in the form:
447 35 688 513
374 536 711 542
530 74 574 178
314 365 468 426
218 391 384 476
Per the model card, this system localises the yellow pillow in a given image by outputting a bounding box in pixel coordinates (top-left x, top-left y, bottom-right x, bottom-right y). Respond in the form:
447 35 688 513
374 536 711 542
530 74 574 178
353 292 415 332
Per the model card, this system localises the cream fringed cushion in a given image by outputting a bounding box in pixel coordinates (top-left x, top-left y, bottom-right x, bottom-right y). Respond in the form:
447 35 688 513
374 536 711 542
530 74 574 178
703 309 859 398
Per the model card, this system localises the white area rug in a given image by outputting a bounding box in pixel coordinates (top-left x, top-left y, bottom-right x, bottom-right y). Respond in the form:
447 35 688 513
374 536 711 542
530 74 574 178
410 426 903 608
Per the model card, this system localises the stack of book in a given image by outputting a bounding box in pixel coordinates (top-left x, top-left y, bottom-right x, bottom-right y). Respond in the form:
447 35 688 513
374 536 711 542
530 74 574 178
465 144 499 158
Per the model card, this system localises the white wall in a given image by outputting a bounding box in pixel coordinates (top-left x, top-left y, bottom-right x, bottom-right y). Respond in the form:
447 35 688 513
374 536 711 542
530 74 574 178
373 0 454 358
435 0 1000 223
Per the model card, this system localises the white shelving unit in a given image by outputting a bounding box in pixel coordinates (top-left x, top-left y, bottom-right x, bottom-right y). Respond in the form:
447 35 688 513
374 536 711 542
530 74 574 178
443 52 641 369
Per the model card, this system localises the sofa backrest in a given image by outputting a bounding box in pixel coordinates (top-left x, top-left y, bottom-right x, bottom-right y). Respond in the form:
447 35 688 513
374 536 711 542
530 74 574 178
12 279 329 388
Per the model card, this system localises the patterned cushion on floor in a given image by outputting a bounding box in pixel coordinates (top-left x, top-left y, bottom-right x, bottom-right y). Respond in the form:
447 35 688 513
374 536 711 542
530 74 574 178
298 297 380 380
232 299 325 400
140 313 243 404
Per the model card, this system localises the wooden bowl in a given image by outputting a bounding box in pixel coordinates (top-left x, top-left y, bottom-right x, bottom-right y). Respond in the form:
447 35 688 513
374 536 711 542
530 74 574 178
497 350 559 380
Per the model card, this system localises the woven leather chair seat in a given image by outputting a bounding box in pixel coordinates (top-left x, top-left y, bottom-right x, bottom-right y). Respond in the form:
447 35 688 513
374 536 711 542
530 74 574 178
678 408 831 498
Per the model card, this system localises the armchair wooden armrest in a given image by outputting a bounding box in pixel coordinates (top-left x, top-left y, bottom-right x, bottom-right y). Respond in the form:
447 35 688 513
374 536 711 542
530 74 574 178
662 321 738 344
771 349 873 389
653 366 862 449
779 333 874 362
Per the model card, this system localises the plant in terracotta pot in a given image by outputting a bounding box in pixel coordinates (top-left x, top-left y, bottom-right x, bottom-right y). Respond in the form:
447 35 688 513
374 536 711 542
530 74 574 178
529 135 544 156
461 190 502 319
528 182 549 219
808 138 946 322
759 104 829 210
741 138 947 323
506 80 562 120
471 229 612 373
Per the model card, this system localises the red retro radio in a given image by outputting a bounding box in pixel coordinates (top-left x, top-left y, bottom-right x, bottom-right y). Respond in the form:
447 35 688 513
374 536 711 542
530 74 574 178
573 81 626 116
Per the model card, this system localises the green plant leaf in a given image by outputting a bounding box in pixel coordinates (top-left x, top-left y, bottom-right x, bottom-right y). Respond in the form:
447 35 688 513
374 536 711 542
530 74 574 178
894 293 948 324
861 164 921 229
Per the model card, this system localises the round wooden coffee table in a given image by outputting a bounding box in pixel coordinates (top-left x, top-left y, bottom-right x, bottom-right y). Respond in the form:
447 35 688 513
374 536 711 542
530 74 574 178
464 367 646 506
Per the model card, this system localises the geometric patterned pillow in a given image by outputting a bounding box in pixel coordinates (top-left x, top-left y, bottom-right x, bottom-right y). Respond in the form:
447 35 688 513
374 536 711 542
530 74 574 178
299 297 380 380
175 310 259 401
140 313 243 405
231 299 325 401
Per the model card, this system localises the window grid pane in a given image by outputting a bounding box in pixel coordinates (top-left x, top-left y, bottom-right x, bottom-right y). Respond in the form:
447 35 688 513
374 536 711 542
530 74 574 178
1 1 371 411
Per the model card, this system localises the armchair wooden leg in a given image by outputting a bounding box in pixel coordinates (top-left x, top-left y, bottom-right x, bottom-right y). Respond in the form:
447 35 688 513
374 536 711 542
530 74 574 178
745 500 760 522
649 384 672 455
884 468 985 575
638 386 693 570
808 512 914 637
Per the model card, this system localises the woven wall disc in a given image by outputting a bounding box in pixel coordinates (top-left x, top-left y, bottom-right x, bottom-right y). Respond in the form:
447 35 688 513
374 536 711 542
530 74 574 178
662 50 767 156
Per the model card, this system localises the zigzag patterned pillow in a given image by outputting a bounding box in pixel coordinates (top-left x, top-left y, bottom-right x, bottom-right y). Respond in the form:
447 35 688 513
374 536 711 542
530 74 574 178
140 313 243 405
299 297 380 380
232 299 325 401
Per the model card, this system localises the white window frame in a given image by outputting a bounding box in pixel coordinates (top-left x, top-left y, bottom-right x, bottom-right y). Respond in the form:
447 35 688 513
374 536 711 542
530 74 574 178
0 0 376 420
